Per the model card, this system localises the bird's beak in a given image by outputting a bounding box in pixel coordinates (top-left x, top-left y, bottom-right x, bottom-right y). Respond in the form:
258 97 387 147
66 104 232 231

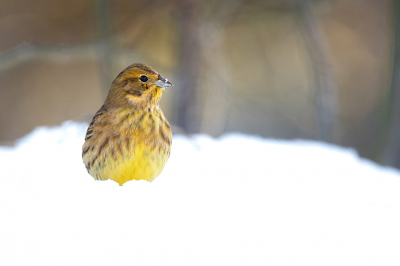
155 74 173 88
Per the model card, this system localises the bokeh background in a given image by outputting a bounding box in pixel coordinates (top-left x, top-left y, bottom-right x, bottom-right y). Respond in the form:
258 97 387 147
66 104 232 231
0 0 398 168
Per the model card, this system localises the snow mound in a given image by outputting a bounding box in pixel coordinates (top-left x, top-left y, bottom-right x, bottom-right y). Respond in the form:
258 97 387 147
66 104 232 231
0 121 399 265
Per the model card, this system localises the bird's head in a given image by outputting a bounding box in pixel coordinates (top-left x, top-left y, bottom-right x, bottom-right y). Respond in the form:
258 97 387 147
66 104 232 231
105 63 172 107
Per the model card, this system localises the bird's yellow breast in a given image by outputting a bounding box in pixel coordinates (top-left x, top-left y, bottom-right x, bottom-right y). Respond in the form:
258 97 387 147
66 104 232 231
101 141 169 185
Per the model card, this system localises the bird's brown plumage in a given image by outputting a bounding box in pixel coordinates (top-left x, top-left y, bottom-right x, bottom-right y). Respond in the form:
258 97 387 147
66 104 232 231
82 63 172 185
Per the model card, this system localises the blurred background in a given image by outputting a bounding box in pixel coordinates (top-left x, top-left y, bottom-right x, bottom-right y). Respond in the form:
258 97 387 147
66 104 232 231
0 0 399 168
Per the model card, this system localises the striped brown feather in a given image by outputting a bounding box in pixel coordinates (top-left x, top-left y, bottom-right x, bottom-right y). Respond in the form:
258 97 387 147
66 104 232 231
85 105 106 141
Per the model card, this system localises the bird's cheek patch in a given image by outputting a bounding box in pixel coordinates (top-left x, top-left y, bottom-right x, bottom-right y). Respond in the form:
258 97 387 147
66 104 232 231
126 89 143 96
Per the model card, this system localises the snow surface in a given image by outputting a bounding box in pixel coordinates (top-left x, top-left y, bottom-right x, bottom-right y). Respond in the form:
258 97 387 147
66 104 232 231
0 121 399 266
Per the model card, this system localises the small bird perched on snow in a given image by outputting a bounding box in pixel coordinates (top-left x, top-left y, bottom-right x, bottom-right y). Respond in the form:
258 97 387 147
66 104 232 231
82 63 172 185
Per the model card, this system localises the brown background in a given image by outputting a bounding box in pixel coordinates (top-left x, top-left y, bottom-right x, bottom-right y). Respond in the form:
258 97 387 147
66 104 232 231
0 0 398 167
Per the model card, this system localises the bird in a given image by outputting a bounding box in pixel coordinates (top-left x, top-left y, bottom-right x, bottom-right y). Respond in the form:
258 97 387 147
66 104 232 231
82 63 172 186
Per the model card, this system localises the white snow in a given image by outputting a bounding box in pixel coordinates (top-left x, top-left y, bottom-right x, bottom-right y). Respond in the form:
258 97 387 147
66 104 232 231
0 121 399 266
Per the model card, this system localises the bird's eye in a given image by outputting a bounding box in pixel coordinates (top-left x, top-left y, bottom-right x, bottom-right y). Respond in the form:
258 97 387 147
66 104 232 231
139 75 148 82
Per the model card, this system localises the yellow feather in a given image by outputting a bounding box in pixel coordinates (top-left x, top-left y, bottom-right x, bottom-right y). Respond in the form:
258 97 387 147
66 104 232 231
99 142 169 185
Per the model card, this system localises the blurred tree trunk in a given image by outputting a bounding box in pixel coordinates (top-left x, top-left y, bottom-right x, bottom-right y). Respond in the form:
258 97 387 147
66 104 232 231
175 0 242 135
292 0 339 143
94 0 116 99
175 0 201 133
199 0 243 136
199 22 231 137
381 0 400 167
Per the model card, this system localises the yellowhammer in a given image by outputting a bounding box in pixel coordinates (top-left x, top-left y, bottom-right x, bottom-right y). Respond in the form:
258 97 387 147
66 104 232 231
82 63 172 186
